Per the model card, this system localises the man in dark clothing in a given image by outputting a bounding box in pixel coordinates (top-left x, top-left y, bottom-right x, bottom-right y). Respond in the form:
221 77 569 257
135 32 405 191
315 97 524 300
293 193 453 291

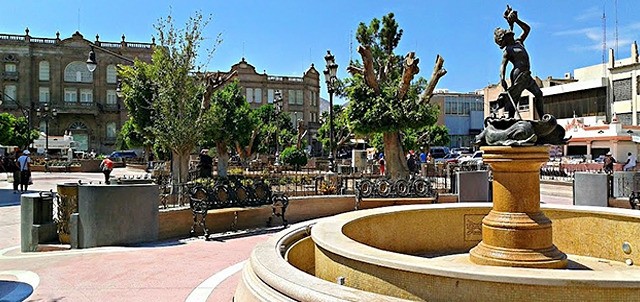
603 152 616 174
198 149 213 178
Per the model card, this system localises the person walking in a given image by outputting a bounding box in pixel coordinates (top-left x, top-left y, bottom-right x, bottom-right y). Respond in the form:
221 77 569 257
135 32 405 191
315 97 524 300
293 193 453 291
100 156 114 184
17 150 31 193
379 153 386 176
624 152 637 171
602 152 616 174
4 153 20 193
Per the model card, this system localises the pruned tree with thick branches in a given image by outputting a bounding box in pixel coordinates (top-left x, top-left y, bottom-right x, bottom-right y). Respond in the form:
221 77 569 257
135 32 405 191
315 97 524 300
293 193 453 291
345 13 446 179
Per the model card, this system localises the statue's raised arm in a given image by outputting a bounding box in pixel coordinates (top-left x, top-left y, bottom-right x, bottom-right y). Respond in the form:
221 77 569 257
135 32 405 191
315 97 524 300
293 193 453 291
504 5 530 43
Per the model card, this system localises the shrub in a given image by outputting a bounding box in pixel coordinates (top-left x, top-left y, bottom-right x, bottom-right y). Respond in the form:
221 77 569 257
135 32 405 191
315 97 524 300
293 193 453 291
280 146 307 169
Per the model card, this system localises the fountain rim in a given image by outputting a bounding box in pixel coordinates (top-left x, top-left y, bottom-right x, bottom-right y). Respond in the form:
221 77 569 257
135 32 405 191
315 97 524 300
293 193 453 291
311 203 640 288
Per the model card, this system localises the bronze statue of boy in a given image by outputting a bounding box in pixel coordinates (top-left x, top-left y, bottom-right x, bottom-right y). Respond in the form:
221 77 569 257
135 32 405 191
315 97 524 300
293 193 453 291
494 5 544 120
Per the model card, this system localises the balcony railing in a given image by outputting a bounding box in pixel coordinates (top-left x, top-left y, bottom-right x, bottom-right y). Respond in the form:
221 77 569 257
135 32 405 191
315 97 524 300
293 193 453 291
1 71 19 80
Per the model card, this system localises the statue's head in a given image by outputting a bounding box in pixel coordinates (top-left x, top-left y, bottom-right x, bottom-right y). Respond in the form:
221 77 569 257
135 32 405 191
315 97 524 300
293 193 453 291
494 28 514 48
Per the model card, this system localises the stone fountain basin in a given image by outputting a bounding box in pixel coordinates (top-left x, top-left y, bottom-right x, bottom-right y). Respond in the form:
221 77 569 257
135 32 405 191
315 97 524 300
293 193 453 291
236 203 640 301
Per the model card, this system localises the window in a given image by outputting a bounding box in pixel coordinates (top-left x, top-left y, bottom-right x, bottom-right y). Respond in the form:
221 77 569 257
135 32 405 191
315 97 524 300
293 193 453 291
4 85 17 101
39 61 49 81
64 61 93 83
290 111 302 126
246 88 254 103
288 90 303 105
254 88 262 104
64 88 77 103
613 78 632 101
296 90 303 105
310 112 318 123
39 120 47 133
106 90 117 105
288 90 295 104
39 87 50 103
106 122 117 139
106 65 117 84
267 89 275 104
311 91 318 106
80 89 93 103
4 63 16 72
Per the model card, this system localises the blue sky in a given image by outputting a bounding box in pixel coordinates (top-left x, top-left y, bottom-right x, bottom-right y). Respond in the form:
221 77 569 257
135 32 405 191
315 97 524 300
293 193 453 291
1 1 638 103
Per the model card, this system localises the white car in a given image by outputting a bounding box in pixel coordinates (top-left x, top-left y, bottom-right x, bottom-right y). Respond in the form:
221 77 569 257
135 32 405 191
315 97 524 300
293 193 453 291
458 150 484 165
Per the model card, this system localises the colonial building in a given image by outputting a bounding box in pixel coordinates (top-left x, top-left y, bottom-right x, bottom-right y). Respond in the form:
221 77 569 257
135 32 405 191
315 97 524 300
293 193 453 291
431 91 485 148
483 41 640 160
215 58 322 153
0 29 154 154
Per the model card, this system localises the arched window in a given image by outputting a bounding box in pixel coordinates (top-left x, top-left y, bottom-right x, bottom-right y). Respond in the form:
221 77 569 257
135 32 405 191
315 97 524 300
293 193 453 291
68 121 88 131
64 61 93 83
106 65 117 84
39 61 49 81
106 122 117 139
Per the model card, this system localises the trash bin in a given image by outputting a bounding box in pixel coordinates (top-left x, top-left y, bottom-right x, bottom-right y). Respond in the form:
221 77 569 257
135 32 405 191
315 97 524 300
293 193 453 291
56 183 78 243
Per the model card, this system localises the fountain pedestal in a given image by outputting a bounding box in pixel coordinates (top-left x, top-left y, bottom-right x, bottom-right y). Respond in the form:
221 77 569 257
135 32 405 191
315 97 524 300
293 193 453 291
469 146 567 268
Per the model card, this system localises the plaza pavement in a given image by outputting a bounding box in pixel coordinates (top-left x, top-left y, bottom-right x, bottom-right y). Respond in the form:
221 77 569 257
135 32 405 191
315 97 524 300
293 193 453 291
0 167 573 302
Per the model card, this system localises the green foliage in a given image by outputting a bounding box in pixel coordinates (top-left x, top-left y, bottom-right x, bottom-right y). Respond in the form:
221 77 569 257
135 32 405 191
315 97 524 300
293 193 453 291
118 60 156 147
317 105 351 152
346 12 441 147
117 118 145 150
200 80 257 148
426 125 450 147
251 104 296 154
0 113 38 148
280 146 307 168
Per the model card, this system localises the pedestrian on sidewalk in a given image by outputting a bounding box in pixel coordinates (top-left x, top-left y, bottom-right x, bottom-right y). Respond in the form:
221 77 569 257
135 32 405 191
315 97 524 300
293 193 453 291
100 156 114 184
17 150 31 193
4 153 20 193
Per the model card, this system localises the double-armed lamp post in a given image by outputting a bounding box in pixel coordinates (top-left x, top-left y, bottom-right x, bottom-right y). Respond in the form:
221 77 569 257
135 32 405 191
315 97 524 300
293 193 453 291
36 103 57 156
323 50 338 172
273 90 283 166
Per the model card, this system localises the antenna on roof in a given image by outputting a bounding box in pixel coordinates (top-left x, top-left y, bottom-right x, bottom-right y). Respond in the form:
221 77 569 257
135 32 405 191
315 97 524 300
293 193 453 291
602 6 606 76
615 0 619 55
349 30 353 62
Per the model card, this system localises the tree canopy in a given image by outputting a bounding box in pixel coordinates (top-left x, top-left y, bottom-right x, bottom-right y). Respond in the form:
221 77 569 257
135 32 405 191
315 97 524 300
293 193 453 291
345 12 446 178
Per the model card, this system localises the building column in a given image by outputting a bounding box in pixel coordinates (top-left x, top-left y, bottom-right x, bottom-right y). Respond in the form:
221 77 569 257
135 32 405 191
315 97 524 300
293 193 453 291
632 69 638 126
586 141 592 157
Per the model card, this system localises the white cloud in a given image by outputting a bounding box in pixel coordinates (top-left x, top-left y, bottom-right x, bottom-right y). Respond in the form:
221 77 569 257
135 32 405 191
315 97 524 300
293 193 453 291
574 6 602 22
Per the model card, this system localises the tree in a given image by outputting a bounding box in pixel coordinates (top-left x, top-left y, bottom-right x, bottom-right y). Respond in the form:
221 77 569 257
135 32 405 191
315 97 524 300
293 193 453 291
0 113 38 149
251 104 296 156
200 81 256 177
118 60 157 160
345 13 446 179
318 105 352 155
149 11 219 185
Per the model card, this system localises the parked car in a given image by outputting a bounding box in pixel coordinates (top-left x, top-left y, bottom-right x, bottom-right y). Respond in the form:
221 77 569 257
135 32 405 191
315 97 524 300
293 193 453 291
440 153 461 164
109 150 138 159
429 146 450 159
459 150 484 165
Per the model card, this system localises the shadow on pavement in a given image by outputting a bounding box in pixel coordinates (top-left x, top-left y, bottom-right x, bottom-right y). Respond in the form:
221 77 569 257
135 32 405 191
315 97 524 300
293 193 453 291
0 189 39 207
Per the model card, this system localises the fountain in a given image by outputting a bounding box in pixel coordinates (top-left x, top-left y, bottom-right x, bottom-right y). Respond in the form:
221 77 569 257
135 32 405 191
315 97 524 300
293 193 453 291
234 6 640 301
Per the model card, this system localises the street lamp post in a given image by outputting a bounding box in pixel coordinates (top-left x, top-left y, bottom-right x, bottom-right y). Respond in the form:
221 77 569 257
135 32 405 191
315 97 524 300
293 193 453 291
323 50 339 172
36 104 57 156
273 90 283 166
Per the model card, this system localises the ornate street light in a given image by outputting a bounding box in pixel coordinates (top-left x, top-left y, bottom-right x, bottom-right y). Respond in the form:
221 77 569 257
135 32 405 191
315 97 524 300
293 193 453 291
324 50 339 172
273 90 283 166
36 103 58 156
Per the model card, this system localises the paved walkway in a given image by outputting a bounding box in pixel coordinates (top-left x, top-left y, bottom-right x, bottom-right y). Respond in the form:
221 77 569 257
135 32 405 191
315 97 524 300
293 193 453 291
0 169 574 301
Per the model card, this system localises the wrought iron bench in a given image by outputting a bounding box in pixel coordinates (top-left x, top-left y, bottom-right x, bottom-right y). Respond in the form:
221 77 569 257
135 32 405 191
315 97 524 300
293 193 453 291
189 176 289 237
354 177 438 210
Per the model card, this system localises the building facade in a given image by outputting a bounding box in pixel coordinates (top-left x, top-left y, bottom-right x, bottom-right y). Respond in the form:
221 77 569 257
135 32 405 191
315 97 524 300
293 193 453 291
432 91 485 148
483 41 640 160
216 58 322 153
0 29 154 154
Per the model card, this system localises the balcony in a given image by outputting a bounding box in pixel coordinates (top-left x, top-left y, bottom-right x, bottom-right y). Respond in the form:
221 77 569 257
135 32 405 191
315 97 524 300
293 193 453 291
1 71 19 81
59 102 99 115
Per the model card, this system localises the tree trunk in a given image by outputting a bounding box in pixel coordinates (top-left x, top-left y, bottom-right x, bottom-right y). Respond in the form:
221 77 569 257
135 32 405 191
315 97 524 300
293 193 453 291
383 131 409 179
170 148 191 205
217 142 229 178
